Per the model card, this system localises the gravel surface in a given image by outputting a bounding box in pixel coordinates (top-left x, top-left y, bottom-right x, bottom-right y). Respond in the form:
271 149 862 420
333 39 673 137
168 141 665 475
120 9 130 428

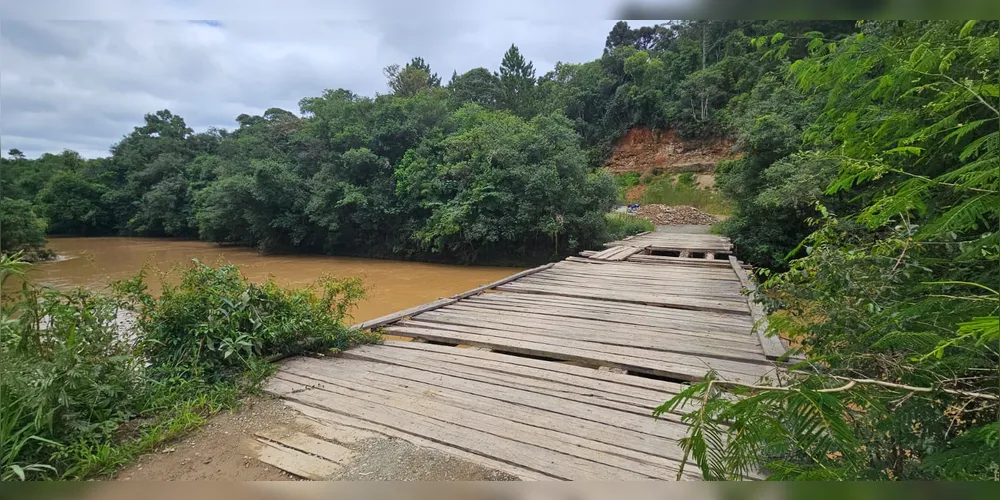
118 394 518 481
330 437 518 481
634 204 720 225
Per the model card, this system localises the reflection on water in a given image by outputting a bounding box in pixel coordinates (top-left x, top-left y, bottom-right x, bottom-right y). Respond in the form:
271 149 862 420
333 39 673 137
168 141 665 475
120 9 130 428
14 237 520 324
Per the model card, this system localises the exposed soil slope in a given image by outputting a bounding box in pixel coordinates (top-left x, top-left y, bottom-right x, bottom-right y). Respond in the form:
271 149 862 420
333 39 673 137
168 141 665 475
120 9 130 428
607 128 735 174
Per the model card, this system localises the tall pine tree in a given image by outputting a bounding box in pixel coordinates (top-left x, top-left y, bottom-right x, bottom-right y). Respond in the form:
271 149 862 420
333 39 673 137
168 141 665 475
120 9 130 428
496 44 536 118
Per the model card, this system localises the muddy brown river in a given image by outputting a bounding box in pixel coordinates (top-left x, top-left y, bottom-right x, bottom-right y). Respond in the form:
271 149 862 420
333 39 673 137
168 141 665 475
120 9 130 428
16 237 520 324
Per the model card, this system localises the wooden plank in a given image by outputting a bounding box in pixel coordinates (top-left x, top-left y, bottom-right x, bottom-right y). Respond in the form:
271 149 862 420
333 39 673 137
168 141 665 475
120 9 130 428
442 303 761 349
627 254 732 267
285 401 551 481
407 317 763 366
280 360 690 443
293 417 378 444
255 428 356 464
468 293 755 331
608 246 644 261
380 340 685 396
517 274 745 298
276 360 699 474
416 308 765 358
385 323 775 382
450 263 554 300
496 281 751 315
556 259 740 279
270 373 680 480
342 343 674 411
253 439 341 480
354 297 457 330
729 256 788 360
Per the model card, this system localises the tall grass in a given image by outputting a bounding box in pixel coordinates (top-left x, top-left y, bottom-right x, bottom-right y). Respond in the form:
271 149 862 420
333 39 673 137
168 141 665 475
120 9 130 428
639 176 732 215
605 213 654 241
0 254 373 480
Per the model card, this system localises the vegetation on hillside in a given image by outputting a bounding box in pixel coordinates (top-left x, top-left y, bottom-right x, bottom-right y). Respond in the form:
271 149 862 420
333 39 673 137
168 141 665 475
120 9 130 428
0 256 372 479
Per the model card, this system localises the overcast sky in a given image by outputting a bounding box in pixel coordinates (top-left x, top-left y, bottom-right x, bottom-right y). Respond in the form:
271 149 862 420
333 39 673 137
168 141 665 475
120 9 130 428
0 1 681 159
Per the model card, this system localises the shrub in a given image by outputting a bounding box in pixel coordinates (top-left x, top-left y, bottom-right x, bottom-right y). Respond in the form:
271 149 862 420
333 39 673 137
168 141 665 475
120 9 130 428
604 212 654 241
0 256 370 479
118 261 366 380
677 172 696 188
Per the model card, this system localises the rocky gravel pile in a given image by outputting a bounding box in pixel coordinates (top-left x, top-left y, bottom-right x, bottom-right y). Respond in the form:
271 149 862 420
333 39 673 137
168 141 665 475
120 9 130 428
634 204 720 225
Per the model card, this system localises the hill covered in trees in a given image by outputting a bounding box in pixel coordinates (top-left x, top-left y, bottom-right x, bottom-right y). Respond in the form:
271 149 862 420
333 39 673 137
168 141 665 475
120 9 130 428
1 20 857 263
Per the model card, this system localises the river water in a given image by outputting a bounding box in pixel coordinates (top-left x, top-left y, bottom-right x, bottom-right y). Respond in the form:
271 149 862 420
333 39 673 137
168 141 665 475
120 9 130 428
18 237 520 324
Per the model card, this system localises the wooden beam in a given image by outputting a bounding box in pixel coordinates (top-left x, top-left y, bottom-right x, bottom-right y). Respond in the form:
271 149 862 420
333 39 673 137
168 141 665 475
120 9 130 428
353 297 458 330
450 263 555 299
729 256 788 360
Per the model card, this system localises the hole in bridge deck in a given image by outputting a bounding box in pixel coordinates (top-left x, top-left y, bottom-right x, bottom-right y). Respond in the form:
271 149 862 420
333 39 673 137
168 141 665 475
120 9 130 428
424 340 460 347
714 252 731 260
649 250 681 257
690 252 706 259
490 350 574 363
626 370 691 385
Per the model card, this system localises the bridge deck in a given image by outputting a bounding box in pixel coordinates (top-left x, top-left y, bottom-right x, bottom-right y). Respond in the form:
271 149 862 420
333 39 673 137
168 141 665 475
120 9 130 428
263 233 786 480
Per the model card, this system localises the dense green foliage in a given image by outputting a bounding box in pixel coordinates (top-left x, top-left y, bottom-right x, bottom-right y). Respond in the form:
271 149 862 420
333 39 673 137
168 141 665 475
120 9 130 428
0 256 370 479
659 20 1000 481
1 21 857 264
0 199 48 260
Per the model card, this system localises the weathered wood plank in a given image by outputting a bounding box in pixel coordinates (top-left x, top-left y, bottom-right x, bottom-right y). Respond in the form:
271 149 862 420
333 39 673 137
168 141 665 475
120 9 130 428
253 439 341 480
255 428 356 464
342 346 665 414
496 281 751 315
343 343 673 410
276 360 700 475
385 323 775 382
270 373 682 480
450 263 554 300
285 401 551 481
729 256 789 360
467 294 755 331
381 340 685 395
441 303 761 350
353 297 457 330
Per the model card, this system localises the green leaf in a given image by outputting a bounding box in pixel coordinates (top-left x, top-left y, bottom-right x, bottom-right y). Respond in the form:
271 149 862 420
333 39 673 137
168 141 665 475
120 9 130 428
959 20 978 38
771 33 785 44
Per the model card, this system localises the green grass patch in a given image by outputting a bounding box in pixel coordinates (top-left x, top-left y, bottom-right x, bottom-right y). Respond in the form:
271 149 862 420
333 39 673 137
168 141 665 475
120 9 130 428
613 172 641 203
605 212 654 241
640 176 732 216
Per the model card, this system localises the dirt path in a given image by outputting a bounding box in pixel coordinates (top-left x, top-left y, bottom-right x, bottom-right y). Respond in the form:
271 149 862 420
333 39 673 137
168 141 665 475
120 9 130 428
117 394 516 481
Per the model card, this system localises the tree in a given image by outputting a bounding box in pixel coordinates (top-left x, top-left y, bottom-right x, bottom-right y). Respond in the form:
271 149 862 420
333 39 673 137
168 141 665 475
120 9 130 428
0 198 47 257
37 172 109 235
7 149 24 160
447 67 501 109
384 57 441 97
604 21 674 53
396 105 615 262
496 44 537 119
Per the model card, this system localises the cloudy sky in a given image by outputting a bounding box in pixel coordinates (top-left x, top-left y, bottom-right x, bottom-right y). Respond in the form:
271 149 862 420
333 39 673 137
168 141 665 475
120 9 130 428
0 1 684 159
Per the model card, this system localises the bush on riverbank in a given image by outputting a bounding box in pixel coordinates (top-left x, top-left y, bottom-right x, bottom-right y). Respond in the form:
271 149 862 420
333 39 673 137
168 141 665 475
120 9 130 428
0 198 52 261
0 255 372 480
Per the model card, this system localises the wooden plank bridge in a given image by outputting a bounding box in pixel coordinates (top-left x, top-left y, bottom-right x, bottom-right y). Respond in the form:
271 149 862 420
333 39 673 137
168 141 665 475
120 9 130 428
262 232 790 480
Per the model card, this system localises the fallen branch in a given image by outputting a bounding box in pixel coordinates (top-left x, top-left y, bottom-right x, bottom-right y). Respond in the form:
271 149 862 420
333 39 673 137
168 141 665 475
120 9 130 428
710 375 998 400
